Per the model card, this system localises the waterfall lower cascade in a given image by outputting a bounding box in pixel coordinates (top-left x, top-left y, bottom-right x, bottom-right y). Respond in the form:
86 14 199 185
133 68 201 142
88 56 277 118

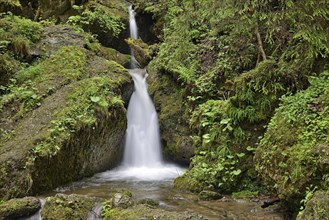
93 5 184 181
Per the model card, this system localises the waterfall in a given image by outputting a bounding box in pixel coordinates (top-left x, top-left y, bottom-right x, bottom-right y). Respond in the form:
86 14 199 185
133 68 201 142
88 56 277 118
128 5 139 69
128 5 138 40
89 5 184 181
124 5 163 167
123 69 163 167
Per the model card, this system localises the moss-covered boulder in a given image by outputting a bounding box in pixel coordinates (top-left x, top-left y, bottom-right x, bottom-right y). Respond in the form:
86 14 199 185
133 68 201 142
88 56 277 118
147 64 195 165
102 203 204 220
41 193 102 220
0 196 41 219
254 71 329 212
297 191 329 220
107 190 133 209
90 42 130 68
0 21 133 199
125 38 153 68
67 0 130 54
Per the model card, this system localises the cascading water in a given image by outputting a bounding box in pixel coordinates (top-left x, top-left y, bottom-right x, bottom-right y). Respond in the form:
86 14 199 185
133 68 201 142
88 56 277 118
123 69 162 167
91 5 184 181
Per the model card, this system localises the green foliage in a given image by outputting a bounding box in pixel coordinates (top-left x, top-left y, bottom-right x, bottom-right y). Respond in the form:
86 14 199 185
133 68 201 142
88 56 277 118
67 3 125 38
31 76 125 157
0 46 86 120
0 13 41 58
255 71 329 199
150 0 329 196
232 190 258 199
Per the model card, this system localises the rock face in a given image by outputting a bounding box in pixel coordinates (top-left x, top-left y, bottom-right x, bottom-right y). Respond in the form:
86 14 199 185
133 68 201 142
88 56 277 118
148 66 195 165
0 197 41 219
0 23 133 199
297 191 329 220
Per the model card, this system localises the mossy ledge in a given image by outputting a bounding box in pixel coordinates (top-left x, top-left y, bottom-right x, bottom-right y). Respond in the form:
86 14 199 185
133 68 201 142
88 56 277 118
0 30 133 199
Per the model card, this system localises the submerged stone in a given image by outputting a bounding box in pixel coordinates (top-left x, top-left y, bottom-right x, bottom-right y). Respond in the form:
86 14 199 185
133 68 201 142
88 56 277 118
198 190 223 201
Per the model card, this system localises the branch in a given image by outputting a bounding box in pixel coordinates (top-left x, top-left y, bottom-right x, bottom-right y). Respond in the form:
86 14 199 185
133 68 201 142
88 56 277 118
255 26 267 61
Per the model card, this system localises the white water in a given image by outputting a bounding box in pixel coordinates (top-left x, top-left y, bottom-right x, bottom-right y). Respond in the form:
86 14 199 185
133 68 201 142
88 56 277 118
97 6 184 181
123 69 162 167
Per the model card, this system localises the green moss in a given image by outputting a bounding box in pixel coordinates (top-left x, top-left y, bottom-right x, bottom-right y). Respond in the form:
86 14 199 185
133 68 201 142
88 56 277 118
0 13 41 58
255 70 329 202
90 42 130 66
0 46 87 120
0 52 21 86
232 190 258 199
297 191 329 220
42 194 99 220
126 38 152 67
16 45 86 86
173 173 203 192
31 75 126 158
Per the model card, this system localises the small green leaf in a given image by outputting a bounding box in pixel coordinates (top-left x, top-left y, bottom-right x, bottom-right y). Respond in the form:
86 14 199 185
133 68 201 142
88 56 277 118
90 96 100 102
232 169 241 176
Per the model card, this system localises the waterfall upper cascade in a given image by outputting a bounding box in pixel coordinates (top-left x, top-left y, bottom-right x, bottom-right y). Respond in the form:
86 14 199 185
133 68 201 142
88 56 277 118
93 5 184 181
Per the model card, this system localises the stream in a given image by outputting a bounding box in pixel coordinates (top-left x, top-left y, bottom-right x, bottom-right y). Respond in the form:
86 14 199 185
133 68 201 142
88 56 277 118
35 170 283 220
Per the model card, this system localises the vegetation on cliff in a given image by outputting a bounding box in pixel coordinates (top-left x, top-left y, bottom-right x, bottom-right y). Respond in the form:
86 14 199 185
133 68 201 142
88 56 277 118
133 0 329 216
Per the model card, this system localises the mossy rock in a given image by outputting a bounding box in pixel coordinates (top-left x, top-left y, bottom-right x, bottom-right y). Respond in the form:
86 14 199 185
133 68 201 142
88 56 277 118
0 196 40 219
102 204 204 220
137 198 159 207
0 13 41 61
297 191 329 220
0 41 133 199
198 190 222 201
125 38 153 68
147 64 195 164
76 0 130 54
254 71 329 210
90 42 130 68
41 193 103 220
173 173 204 193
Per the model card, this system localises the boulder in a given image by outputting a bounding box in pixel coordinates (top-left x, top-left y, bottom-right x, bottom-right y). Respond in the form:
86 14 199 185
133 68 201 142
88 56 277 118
41 193 102 220
198 190 223 201
297 191 329 220
0 42 133 199
0 197 40 219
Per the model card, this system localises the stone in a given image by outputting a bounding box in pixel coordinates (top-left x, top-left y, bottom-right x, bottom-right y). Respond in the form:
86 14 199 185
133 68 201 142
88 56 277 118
0 197 41 219
297 191 329 220
198 190 223 201
41 194 103 220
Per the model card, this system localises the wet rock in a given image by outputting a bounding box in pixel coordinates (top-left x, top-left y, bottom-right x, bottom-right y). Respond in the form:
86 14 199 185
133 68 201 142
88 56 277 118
0 197 41 219
109 191 133 209
297 191 329 220
137 198 159 207
148 68 195 165
198 190 223 201
79 0 130 54
125 38 153 68
42 193 103 220
102 203 205 220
